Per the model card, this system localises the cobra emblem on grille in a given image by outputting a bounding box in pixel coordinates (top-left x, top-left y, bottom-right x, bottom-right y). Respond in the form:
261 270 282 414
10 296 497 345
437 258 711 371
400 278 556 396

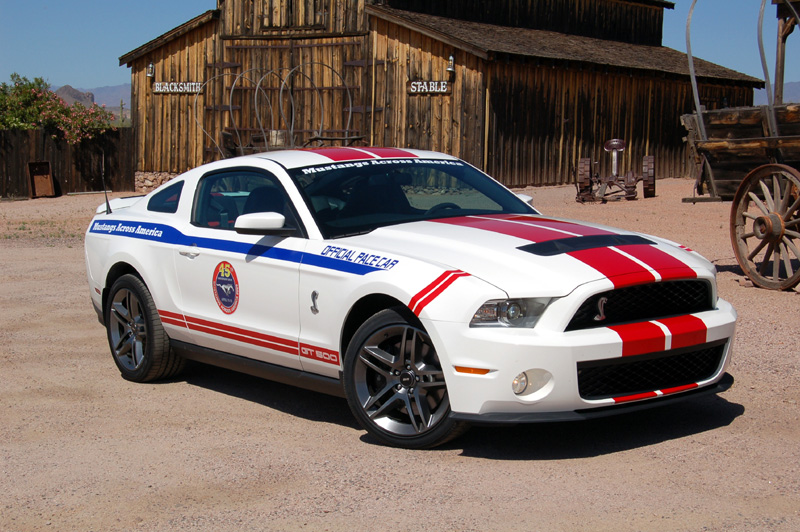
593 296 609 322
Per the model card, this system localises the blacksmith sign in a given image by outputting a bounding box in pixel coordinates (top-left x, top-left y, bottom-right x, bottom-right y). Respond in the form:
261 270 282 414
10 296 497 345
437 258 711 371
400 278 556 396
153 82 203 94
407 80 452 95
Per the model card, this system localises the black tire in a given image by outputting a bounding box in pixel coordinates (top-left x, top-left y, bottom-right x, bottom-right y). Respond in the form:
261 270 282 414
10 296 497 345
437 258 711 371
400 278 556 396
343 307 469 448
105 274 185 382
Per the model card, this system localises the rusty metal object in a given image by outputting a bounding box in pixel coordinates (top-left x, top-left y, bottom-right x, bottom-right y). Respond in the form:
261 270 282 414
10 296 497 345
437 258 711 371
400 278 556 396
730 163 800 290
575 139 656 203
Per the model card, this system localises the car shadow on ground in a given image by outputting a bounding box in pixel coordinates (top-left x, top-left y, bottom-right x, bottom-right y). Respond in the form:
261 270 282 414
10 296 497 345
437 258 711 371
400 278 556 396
179 361 744 458
453 394 744 460
179 361 358 429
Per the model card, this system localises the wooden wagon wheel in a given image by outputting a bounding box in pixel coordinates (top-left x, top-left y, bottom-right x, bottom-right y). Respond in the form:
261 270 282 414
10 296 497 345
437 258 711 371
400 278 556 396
730 164 800 290
642 155 656 198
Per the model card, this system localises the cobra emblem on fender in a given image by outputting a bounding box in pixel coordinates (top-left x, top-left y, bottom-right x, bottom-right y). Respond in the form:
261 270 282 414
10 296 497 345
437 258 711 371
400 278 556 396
593 296 609 322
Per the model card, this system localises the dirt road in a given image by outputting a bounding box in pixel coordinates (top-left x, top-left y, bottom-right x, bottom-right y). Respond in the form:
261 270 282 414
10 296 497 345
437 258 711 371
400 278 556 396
1 179 798 531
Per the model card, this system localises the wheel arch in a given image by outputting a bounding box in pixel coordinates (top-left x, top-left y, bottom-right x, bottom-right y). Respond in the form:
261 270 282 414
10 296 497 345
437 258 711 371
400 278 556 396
102 262 143 320
340 293 414 357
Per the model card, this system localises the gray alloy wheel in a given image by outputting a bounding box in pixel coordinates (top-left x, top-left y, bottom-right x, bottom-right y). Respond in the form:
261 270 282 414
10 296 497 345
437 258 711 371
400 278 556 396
343 307 468 448
106 274 184 382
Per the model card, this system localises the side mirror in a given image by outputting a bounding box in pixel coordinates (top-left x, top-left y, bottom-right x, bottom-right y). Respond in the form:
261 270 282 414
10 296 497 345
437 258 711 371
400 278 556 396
234 212 296 236
516 193 533 206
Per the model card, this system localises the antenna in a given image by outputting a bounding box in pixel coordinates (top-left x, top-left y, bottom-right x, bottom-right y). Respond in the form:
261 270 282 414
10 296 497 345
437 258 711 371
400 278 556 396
101 147 112 214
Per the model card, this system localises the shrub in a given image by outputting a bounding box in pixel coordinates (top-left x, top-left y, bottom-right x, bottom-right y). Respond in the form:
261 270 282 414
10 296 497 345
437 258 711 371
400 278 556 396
0 73 116 144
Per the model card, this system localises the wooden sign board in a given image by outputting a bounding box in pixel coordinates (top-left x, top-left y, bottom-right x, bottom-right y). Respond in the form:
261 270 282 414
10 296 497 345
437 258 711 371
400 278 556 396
27 161 55 198
407 80 452 95
153 82 203 94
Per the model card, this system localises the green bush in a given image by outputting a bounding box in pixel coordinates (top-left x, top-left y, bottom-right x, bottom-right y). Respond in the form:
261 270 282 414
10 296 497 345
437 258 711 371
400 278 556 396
0 73 116 144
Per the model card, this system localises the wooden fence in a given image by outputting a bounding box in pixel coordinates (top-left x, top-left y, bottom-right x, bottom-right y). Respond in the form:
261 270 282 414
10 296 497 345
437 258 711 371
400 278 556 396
0 129 135 198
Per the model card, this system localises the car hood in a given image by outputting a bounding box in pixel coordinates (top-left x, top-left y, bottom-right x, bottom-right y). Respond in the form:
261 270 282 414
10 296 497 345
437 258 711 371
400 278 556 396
346 214 710 297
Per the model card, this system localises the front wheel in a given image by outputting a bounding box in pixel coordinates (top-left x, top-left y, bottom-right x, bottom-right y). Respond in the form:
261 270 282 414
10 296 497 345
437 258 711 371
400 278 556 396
105 274 185 382
343 308 468 448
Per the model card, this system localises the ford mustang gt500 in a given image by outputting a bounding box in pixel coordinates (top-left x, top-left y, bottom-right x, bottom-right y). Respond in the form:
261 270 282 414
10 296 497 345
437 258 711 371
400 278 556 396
85 147 736 448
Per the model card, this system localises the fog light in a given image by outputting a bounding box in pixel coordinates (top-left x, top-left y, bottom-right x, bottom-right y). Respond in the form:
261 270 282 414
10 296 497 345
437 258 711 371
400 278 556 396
512 372 528 395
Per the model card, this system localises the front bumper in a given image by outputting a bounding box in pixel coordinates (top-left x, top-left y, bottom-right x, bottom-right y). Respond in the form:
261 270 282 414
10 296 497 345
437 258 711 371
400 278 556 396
450 373 734 423
425 298 737 419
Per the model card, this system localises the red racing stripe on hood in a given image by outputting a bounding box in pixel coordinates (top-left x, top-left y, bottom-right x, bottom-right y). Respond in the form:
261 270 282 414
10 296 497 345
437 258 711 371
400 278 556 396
434 215 615 243
568 247 656 288
620 244 698 282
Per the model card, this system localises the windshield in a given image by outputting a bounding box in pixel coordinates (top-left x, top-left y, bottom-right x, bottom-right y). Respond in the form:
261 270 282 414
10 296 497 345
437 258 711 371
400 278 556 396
288 158 538 238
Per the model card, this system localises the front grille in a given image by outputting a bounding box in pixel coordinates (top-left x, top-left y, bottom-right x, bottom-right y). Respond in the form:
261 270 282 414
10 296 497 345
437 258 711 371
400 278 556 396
577 341 725 400
566 280 713 331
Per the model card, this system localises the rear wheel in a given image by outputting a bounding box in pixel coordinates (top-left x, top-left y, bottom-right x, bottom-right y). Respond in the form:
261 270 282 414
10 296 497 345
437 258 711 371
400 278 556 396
105 274 184 382
343 308 468 448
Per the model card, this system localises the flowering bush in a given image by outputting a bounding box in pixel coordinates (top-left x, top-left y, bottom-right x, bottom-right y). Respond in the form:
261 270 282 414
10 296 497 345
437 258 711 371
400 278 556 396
0 73 116 144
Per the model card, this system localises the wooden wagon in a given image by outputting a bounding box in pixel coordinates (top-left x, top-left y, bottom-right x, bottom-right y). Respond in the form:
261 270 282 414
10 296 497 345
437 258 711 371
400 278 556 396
680 0 800 290
682 105 800 291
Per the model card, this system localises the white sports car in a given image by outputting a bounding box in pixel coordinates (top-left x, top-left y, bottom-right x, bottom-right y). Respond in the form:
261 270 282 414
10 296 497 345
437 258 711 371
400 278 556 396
85 147 736 448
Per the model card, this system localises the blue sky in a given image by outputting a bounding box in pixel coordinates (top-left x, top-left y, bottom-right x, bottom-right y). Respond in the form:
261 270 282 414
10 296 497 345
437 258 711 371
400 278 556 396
1 0 799 89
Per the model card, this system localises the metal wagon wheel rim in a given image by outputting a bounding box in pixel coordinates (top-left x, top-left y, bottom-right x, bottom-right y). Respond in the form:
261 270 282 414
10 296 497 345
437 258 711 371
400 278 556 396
730 164 800 290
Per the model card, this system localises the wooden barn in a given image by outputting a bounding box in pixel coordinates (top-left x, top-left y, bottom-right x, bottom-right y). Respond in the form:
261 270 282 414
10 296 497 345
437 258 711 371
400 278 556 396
120 0 762 187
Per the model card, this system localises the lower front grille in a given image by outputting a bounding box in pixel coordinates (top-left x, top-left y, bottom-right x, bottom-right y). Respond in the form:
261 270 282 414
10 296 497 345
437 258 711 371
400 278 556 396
577 341 726 400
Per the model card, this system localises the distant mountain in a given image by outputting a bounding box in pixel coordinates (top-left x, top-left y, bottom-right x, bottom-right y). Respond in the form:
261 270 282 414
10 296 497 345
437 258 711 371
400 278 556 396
51 83 131 120
55 85 94 107
754 81 800 105
83 84 131 108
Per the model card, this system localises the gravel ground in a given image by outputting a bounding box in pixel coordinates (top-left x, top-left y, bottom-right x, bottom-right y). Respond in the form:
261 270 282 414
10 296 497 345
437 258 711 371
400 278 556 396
1 178 799 531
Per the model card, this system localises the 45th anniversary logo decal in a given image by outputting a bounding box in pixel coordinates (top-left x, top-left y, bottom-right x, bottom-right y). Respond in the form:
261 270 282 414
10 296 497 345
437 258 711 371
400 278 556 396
213 261 239 314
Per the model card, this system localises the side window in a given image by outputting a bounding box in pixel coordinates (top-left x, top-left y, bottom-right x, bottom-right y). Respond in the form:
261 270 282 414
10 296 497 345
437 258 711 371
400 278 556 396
147 180 184 214
192 170 300 231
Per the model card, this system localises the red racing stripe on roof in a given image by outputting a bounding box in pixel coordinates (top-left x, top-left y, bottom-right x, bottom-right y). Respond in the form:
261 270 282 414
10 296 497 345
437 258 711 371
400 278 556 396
358 147 419 158
303 147 377 161
303 146 419 162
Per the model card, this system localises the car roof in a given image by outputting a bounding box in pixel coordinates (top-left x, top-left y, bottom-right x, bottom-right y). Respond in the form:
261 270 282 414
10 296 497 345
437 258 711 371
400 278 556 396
243 147 459 170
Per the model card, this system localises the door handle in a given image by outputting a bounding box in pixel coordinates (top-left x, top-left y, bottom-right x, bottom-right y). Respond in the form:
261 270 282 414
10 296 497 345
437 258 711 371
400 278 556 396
178 245 200 259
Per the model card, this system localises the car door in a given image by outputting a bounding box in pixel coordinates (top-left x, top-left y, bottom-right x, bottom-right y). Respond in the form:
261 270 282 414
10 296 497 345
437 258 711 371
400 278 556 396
171 168 306 370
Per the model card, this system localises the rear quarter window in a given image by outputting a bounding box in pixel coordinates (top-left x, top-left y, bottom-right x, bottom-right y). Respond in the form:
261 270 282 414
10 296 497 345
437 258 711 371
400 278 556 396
147 181 184 214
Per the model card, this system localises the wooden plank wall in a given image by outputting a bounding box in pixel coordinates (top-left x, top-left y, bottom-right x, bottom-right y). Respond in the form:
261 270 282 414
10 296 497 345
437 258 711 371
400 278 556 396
130 20 218 173
384 0 665 45
219 0 366 35
0 129 135 198
212 36 367 150
368 17 486 169
485 58 754 187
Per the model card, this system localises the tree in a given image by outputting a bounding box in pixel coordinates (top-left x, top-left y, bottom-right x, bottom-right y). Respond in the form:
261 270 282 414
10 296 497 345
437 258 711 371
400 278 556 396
0 73 116 144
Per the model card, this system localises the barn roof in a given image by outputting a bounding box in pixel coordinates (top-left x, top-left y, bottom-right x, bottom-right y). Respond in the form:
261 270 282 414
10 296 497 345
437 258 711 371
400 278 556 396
119 10 220 67
367 5 763 88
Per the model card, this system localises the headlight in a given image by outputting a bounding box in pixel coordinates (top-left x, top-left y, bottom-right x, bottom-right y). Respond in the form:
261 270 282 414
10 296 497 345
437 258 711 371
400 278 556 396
469 298 552 328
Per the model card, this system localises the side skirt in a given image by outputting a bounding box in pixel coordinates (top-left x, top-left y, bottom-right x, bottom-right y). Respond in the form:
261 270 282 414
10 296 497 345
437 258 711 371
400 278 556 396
171 340 345 398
